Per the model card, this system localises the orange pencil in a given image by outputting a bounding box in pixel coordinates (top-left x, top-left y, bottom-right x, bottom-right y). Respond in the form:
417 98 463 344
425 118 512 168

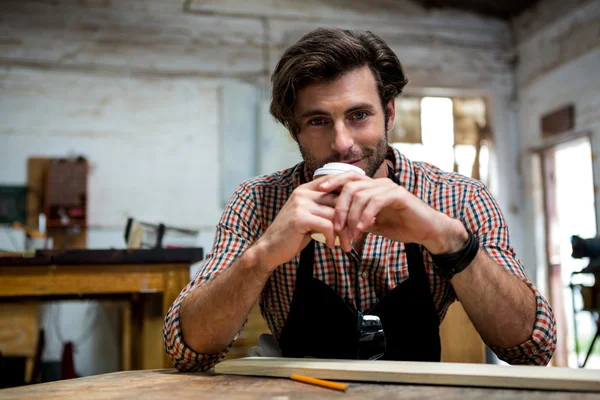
290 374 348 392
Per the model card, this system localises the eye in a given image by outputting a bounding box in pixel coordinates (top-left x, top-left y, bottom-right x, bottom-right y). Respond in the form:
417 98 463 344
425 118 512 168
352 111 368 120
309 117 326 126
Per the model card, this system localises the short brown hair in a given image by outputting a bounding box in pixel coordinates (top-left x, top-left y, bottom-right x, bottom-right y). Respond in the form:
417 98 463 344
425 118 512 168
270 28 409 137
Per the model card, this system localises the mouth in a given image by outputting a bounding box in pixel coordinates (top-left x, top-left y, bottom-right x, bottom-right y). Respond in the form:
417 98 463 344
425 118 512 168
346 158 363 166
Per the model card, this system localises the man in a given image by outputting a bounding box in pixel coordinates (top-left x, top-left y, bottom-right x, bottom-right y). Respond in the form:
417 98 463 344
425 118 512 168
163 28 556 371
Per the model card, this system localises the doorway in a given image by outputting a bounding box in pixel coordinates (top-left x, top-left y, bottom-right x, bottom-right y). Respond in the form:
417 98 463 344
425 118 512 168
541 136 598 368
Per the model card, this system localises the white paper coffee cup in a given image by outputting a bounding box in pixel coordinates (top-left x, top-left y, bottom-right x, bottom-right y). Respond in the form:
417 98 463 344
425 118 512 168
311 162 365 246
313 162 366 179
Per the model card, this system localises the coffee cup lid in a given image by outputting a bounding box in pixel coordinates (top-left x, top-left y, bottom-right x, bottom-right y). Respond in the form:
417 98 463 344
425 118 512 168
314 162 366 177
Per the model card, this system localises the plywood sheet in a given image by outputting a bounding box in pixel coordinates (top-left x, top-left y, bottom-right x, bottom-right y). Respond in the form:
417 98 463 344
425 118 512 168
215 357 600 392
440 301 486 363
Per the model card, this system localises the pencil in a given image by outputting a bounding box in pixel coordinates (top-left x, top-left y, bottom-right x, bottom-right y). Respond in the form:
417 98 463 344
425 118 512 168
290 374 348 392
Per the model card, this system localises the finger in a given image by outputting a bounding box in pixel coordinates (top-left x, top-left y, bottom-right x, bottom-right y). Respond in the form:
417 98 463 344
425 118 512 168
311 192 338 208
309 203 336 221
347 186 393 237
303 174 334 190
292 185 338 207
337 226 353 252
334 180 376 232
317 171 369 193
303 214 336 248
358 191 398 234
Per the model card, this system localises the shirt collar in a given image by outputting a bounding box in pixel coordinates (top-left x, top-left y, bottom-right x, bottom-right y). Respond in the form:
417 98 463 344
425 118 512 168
388 146 416 194
292 162 311 187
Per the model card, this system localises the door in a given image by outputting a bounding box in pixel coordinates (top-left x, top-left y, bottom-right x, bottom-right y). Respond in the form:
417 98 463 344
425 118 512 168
541 136 597 367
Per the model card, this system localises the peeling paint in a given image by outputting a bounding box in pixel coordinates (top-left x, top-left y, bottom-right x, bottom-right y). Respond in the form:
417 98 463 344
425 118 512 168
1 0 512 80
516 0 600 89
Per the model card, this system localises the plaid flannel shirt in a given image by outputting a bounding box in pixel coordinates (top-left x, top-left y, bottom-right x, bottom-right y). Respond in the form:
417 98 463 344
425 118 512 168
163 146 557 371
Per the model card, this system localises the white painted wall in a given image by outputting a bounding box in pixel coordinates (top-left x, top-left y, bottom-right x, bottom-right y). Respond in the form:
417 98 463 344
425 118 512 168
1 0 522 375
0 69 221 228
514 0 600 296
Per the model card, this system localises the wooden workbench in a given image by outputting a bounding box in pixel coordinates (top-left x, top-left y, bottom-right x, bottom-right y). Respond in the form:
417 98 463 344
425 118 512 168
0 248 202 370
0 368 597 400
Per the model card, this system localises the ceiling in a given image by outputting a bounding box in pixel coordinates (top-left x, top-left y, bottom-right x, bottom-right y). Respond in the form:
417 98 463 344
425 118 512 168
412 0 540 19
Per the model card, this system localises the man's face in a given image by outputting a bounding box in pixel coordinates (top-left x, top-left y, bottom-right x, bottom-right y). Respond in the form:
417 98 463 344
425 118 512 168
293 66 395 178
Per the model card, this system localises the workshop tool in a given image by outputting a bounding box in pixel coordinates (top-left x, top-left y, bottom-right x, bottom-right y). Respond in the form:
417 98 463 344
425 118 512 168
124 217 198 248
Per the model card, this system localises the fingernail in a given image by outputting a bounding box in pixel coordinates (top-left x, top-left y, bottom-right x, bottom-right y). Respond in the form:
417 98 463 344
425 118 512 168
320 180 330 188
356 222 363 231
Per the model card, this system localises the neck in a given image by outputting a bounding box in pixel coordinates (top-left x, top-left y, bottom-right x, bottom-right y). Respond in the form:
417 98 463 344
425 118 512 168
373 159 393 179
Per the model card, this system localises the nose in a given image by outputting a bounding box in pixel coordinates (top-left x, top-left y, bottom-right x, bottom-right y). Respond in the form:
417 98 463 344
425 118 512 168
331 120 354 154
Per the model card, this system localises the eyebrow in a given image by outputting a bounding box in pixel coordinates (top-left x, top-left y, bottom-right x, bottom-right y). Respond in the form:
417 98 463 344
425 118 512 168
298 103 377 120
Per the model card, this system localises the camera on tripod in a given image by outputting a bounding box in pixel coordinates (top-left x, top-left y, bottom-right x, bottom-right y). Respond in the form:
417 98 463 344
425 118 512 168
571 235 600 274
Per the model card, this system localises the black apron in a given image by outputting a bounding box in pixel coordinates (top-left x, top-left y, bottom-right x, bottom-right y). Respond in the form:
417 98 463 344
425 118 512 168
278 165 441 361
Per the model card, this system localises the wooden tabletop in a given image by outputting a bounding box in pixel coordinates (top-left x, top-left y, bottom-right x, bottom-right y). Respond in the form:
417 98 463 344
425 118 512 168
1 369 599 400
0 247 204 266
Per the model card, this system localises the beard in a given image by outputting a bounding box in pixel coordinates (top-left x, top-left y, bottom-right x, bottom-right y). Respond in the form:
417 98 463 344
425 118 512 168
299 131 389 178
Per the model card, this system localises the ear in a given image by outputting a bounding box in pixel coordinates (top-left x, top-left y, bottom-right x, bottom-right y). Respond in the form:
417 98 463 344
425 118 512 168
385 98 396 132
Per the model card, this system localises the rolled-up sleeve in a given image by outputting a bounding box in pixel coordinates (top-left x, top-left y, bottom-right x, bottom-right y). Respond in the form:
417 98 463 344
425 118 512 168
464 185 557 365
163 183 262 371
489 283 557 365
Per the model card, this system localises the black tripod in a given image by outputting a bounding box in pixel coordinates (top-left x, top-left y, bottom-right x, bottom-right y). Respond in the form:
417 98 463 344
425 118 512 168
570 271 600 368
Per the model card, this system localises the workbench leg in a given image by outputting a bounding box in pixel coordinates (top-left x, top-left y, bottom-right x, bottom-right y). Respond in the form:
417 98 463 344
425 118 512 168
139 294 165 370
162 268 190 369
120 302 132 371
25 358 34 384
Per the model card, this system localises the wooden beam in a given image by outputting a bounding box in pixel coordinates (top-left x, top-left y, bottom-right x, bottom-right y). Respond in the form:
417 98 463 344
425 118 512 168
215 357 600 392
0 265 164 296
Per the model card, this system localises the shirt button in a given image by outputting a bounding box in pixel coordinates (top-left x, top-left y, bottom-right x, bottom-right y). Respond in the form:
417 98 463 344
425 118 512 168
362 271 368 278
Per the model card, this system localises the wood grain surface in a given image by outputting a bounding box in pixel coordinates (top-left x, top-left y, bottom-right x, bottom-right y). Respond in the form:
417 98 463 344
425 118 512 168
1 369 599 400
215 357 600 392
0 303 38 357
439 301 485 363
0 265 165 296
0 302 39 383
0 262 190 369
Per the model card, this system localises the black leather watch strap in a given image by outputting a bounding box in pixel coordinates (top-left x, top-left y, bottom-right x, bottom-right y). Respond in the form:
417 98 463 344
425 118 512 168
430 227 479 280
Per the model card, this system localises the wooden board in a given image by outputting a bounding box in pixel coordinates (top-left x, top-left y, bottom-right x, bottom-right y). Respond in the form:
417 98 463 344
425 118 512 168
440 301 486 363
215 357 600 392
1 369 598 400
0 265 165 296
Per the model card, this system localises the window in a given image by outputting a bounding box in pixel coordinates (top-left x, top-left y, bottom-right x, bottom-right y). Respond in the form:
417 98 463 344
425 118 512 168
391 96 490 184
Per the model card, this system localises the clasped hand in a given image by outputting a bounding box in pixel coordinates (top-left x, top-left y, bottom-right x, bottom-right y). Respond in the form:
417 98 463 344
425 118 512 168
317 171 450 253
255 171 462 271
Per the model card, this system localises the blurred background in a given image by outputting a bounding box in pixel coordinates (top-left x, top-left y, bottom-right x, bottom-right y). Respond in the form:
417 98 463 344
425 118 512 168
0 0 599 387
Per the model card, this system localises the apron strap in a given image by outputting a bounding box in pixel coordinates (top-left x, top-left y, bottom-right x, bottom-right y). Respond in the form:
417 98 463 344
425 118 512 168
405 243 426 282
387 163 429 286
297 240 315 287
